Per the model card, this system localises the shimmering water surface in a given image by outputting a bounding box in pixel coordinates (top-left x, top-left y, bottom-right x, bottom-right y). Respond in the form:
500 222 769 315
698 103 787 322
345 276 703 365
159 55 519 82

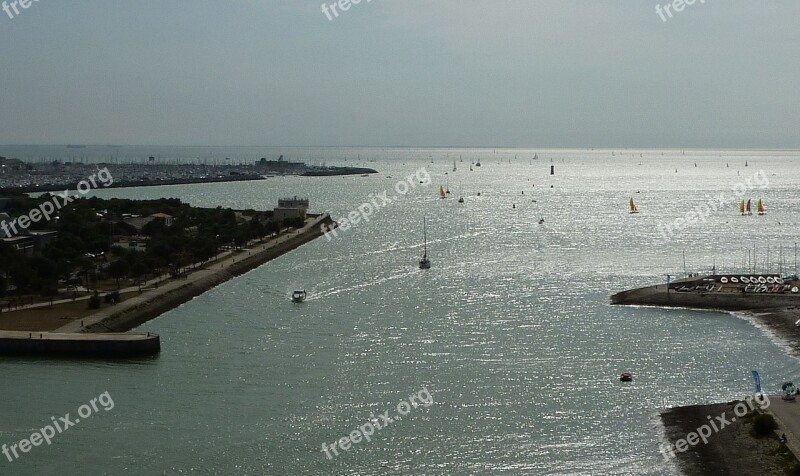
3 148 800 475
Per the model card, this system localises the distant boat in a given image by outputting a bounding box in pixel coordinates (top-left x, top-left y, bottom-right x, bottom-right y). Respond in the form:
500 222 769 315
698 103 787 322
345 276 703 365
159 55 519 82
739 199 746 216
475 161 481 167
453 160 457 172
469 164 473 171
419 217 431 269
533 153 538 160
746 199 753 216
439 185 446 199
620 372 633 382
629 198 639 214
291 290 307 303
757 198 766 215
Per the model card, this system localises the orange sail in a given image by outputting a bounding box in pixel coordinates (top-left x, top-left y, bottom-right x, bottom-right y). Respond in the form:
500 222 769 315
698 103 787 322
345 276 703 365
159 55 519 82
439 185 446 199
629 197 639 214
739 199 745 215
757 198 766 215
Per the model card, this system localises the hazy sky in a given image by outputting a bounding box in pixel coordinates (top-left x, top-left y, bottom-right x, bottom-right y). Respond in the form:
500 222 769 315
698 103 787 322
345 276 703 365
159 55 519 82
0 1 798 148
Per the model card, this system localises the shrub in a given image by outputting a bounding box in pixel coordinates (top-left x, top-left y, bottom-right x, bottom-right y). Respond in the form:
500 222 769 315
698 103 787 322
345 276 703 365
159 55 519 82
88 292 101 310
752 414 778 437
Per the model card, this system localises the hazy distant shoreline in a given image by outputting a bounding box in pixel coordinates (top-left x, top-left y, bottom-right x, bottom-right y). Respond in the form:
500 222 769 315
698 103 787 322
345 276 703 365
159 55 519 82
5 174 267 194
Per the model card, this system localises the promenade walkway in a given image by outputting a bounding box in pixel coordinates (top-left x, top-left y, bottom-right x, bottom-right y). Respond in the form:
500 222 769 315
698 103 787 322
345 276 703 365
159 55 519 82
53 214 329 333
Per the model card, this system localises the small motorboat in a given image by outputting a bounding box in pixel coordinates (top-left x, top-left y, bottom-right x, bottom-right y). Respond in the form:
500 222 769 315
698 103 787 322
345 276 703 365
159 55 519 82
720 277 728 284
730 277 739 283
620 372 633 382
291 290 307 303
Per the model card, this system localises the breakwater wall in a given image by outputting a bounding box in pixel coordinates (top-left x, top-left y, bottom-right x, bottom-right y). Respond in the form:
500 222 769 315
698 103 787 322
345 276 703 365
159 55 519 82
0 331 160 358
84 214 334 333
611 284 800 311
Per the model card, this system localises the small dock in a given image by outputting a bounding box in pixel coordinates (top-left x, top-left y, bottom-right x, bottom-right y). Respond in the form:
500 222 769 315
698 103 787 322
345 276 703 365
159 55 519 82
0 331 160 358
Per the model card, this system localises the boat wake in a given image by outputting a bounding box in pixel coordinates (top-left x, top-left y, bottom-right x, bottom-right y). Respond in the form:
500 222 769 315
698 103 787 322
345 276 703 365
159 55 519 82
305 268 419 301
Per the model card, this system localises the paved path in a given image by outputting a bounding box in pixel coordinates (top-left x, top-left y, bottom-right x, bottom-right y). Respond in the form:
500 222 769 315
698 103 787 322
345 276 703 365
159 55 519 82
766 395 800 460
2 250 240 313
53 214 328 333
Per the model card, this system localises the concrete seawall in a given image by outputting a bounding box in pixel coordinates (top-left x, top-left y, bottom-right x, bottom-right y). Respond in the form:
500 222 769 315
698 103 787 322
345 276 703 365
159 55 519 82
80 213 335 333
611 283 800 311
0 331 160 357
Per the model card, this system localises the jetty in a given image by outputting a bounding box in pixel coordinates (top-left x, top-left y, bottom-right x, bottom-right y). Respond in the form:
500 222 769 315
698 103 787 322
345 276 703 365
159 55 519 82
59 213 335 334
0 213 335 357
611 274 800 311
0 330 159 358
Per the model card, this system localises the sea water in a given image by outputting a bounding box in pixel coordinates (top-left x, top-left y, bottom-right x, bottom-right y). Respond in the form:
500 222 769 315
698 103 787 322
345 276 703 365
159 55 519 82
2 148 799 475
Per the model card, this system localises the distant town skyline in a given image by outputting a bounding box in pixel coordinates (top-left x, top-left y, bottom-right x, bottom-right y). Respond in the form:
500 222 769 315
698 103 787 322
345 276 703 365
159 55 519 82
1 1 798 148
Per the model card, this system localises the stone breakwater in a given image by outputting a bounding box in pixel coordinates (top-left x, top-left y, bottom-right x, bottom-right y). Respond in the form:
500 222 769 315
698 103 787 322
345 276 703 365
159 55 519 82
81 214 335 333
611 279 800 311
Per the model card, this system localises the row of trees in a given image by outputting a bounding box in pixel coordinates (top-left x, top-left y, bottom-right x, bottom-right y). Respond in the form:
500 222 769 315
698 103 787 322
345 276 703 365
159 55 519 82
0 196 303 297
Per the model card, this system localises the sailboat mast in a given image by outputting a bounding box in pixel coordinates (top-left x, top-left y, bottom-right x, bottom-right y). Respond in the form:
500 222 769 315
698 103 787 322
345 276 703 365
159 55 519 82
683 251 687 278
423 217 427 256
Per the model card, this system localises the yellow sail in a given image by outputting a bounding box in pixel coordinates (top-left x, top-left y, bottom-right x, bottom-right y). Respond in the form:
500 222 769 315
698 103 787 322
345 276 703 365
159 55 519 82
757 198 765 215
739 199 745 215
629 197 638 214
439 185 446 199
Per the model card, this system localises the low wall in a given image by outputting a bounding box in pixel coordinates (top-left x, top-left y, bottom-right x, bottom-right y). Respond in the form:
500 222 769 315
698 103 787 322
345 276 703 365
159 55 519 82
85 214 334 333
611 284 800 311
0 331 160 358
